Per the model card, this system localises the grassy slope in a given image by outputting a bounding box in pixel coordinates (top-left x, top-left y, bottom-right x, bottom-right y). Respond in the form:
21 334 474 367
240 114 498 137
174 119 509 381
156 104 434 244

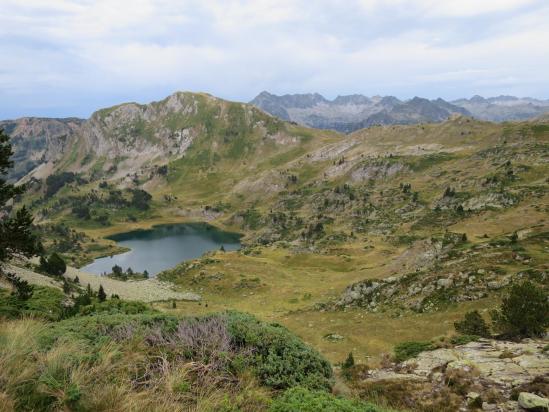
17 97 549 367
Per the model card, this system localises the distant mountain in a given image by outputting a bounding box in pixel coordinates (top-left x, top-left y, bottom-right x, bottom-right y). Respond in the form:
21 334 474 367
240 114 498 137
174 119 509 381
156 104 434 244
250 92 549 132
450 95 549 122
250 92 471 133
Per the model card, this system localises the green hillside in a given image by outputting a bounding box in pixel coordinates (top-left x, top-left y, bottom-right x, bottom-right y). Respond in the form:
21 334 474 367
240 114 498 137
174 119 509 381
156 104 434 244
2 93 548 411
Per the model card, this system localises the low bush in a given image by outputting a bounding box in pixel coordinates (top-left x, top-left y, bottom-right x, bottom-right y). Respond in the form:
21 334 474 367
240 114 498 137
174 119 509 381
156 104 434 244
38 311 333 391
393 341 434 362
227 312 333 390
270 387 386 412
0 286 66 321
454 310 490 337
449 334 480 346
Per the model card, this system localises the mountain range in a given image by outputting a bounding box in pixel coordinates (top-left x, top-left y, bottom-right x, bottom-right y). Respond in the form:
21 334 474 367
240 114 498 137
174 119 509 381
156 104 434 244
250 92 549 133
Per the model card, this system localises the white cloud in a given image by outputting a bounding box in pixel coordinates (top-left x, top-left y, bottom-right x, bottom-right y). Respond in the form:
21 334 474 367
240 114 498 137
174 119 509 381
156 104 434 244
0 0 547 117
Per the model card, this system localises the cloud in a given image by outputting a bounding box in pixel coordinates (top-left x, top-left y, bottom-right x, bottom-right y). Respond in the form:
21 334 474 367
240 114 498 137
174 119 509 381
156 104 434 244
0 0 548 118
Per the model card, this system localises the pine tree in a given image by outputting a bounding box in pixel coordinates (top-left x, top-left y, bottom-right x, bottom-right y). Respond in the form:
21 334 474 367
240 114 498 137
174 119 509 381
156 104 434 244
0 128 43 296
98 284 107 302
342 352 355 370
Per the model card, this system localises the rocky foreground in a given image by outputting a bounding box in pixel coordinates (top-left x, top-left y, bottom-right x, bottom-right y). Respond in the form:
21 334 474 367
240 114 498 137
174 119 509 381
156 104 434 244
358 339 549 411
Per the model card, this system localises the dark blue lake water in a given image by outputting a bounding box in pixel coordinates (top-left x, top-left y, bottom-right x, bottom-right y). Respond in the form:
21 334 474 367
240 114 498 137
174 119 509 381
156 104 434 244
82 223 241 276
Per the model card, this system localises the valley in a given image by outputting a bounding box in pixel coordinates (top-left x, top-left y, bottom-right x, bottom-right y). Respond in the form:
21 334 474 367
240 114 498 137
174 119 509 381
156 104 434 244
1 91 548 411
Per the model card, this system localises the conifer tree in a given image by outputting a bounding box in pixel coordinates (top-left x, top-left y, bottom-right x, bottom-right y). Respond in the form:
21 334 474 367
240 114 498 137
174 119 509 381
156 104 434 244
0 128 43 298
98 284 107 302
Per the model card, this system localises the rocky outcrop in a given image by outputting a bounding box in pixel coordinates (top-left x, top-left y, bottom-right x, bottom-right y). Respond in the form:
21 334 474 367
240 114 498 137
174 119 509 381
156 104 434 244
350 160 408 182
360 338 549 412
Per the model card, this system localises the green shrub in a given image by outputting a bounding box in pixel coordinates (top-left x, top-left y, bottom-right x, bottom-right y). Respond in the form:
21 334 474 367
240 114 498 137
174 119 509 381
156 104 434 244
454 310 490 337
78 299 152 316
0 286 65 321
270 387 384 412
450 334 480 346
227 312 333 390
38 310 333 393
39 253 67 277
491 281 549 338
394 341 434 362
45 172 76 197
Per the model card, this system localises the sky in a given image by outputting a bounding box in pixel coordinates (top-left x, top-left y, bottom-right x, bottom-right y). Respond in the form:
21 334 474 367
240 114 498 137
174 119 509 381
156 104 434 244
1 0 548 119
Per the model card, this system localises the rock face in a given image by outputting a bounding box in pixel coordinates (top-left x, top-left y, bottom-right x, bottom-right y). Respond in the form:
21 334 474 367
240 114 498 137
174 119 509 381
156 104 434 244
0 117 83 182
361 338 549 412
250 92 470 133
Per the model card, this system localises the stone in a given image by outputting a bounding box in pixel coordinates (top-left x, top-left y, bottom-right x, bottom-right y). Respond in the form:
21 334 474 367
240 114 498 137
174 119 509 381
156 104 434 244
404 348 459 376
518 392 549 411
324 333 344 341
437 277 453 288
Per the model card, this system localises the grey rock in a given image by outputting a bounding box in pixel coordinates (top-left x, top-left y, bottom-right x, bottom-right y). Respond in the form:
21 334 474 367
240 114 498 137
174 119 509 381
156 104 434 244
518 392 549 411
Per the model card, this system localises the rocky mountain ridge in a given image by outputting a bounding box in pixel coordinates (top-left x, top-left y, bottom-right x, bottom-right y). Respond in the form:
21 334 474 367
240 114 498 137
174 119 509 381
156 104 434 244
250 92 549 132
2 91 315 184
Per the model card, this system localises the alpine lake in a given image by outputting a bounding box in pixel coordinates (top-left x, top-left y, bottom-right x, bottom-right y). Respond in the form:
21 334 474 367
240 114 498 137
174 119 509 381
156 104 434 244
82 223 241 277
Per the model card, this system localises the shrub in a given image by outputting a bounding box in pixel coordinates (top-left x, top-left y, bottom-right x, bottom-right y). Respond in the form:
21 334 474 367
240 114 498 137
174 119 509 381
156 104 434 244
491 281 549 338
227 312 334 390
37 311 333 392
454 310 490 337
343 352 355 369
4 273 34 300
341 352 355 380
78 299 152 316
270 387 384 412
39 253 66 277
45 172 76 197
394 341 434 362
130 189 152 210
0 286 65 320
450 334 479 346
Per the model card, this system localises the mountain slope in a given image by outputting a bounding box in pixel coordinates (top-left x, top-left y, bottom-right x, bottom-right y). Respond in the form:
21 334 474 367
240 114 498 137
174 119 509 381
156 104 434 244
0 117 83 182
6 91 548 363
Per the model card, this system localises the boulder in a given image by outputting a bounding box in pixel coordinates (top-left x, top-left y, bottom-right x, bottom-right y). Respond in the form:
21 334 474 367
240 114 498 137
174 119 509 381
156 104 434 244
518 392 549 411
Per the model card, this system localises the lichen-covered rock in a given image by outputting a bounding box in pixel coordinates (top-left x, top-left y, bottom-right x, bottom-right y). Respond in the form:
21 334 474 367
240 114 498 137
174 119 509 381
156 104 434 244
518 392 549 411
360 339 549 412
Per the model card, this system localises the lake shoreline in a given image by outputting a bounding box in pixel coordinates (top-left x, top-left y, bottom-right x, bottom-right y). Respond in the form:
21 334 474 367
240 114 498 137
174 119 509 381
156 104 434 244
81 222 242 277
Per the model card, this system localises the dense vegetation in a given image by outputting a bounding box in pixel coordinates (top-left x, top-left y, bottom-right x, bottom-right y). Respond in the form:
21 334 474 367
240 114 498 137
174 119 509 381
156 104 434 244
0 283 364 411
